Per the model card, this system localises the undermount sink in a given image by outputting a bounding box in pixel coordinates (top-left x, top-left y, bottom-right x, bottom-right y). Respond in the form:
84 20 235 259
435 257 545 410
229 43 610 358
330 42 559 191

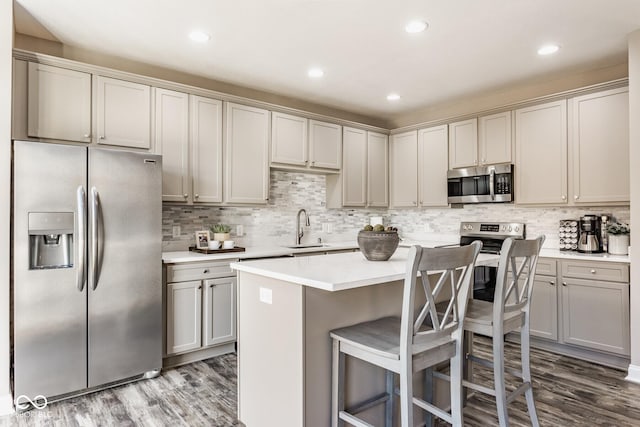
283 243 327 249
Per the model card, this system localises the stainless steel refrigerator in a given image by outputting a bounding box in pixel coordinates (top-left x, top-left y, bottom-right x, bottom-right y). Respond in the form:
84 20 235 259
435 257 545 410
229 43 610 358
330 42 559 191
13 140 163 406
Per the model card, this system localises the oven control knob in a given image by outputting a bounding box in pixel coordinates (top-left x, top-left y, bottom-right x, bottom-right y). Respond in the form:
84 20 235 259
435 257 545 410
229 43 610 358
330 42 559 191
508 226 512 232
515 226 520 232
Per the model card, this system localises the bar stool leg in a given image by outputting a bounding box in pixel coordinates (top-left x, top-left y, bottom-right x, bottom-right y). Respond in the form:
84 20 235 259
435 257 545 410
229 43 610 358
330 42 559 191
331 339 345 427
424 368 434 427
450 341 464 427
521 327 540 427
493 336 509 427
385 370 394 427
399 362 414 427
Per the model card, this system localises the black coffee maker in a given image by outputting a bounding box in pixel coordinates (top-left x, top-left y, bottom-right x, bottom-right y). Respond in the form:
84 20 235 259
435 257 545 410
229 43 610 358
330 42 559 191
577 215 603 253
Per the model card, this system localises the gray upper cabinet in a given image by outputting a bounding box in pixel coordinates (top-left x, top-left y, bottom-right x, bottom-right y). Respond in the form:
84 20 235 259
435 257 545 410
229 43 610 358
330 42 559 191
271 114 342 172
191 95 223 204
366 131 389 207
389 130 418 208
515 100 568 205
96 76 152 149
418 125 449 207
448 118 478 169
340 126 367 206
569 87 629 204
26 62 92 143
478 111 512 165
225 102 270 204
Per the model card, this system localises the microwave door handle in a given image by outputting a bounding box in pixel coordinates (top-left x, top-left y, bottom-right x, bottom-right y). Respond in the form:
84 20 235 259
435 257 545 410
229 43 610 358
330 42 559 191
489 168 496 200
76 185 86 292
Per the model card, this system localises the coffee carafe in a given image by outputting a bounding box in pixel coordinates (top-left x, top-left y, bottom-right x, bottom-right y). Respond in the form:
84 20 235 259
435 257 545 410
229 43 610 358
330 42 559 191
577 215 603 253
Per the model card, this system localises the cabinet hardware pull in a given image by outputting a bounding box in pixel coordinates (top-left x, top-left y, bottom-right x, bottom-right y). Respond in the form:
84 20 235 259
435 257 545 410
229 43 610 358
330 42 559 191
203 269 209 273
561 195 567 200
99 135 105 140
574 195 579 200
549 280 555 286
209 284 215 288
198 285 202 290
195 194 199 199
183 194 188 198
562 281 567 286
590 269 596 274
83 134 90 138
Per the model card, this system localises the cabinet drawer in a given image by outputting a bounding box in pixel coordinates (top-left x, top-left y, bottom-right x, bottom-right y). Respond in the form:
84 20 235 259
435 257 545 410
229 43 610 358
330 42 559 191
561 260 629 283
534 257 556 276
167 259 238 282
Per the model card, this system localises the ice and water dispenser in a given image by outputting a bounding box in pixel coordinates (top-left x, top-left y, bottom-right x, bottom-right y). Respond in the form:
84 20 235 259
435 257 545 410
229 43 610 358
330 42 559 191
28 212 74 269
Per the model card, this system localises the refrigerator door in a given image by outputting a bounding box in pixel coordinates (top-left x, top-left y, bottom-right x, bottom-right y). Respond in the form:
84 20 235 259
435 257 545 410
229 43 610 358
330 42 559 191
13 141 88 401
87 148 162 387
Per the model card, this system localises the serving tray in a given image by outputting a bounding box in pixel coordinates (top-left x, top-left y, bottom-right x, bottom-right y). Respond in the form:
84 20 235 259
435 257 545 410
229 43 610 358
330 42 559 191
189 246 246 254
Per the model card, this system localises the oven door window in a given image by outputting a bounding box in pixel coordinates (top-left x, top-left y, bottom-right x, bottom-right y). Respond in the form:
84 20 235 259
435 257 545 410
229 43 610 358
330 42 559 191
448 175 491 197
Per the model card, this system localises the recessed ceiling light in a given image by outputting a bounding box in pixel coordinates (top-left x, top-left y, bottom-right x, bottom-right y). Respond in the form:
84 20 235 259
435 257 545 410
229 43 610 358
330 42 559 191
387 93 401 101
405 20 428 33
308 68 324 78
537 44 560 55
189 30 211 43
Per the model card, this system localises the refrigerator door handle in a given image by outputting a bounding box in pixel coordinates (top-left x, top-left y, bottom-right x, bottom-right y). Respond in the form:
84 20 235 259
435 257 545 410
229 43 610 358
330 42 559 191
76 185 86 292
90 187 103 290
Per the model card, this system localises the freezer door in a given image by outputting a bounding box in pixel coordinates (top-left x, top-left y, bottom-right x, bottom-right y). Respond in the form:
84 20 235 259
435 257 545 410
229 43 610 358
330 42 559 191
87 148 162 387
13 141 88 401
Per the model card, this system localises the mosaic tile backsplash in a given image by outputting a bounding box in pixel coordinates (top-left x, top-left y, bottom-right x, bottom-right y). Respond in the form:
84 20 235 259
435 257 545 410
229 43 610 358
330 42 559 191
162 171 630 251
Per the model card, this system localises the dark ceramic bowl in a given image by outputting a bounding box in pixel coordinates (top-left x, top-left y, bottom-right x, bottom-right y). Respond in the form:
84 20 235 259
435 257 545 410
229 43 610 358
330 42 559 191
357 231 400 261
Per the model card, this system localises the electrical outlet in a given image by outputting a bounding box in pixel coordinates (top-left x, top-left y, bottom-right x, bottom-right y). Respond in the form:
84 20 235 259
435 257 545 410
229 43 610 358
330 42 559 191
322 223 329 233
327 223 333 233
236 225 244 236
172 225 181 238
259 287 272 304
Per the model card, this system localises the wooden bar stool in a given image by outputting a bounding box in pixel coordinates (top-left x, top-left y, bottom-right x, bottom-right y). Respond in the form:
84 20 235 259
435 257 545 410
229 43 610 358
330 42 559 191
438 236 545 427
329 242 482 427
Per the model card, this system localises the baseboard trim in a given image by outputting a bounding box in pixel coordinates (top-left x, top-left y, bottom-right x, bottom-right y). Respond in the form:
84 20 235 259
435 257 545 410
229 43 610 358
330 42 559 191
0 393 14 416
626 364 640 384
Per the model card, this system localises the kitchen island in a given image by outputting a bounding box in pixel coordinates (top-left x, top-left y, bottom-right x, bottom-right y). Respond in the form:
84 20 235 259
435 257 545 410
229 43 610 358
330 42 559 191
230 248 498 427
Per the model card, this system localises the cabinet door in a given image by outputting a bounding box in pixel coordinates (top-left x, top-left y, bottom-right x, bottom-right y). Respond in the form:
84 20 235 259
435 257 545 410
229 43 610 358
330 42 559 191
27 62 91 143
479 111 511 165
342 127 367 206
561 278 630 356
570 87 629 204
271 112 307 166
225 102 270 204
191 95 223 203
366 131 388 207
448 118 478 168
309 120 342 169
166 280 202 355
418 125 448 207
515 100 567 204
96 76 151 149
203 277 237 347
155 88 189 202
528 276 558 341
389 130 418 207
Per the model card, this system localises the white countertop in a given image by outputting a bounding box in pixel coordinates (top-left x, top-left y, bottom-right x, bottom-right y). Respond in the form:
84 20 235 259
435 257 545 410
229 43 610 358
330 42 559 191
539 248 630 263
230 247 499 292
162 241 360 264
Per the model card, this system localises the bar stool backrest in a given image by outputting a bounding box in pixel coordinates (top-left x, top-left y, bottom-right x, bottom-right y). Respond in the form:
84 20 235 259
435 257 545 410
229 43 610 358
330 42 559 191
494 236 546 331
400 242 482 360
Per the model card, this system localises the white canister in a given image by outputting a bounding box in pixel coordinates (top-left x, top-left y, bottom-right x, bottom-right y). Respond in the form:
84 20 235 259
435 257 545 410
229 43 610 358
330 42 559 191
608 234 630 255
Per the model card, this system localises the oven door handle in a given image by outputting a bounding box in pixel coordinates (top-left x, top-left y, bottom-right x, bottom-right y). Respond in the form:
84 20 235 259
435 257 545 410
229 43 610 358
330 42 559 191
489 167 496 201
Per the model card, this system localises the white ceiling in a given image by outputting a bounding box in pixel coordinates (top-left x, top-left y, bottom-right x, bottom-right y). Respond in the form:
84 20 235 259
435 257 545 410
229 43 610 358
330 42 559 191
13 0 640 121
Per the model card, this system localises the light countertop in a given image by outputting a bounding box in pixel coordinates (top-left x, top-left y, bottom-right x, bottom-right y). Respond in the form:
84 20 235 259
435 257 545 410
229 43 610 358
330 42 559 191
230 247 499 292
539 248 630 263
162 241 360 264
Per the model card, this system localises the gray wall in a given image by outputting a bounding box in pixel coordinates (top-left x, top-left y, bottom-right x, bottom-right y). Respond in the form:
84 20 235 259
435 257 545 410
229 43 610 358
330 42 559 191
163 170 629 250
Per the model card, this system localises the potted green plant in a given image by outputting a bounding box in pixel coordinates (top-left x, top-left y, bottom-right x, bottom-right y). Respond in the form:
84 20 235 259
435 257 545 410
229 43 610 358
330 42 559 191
210 224 232 242
607 222 630 255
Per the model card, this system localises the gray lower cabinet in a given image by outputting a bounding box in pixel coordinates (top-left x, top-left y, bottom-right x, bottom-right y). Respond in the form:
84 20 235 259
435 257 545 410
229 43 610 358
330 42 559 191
165 261 237 356
527 257 630 360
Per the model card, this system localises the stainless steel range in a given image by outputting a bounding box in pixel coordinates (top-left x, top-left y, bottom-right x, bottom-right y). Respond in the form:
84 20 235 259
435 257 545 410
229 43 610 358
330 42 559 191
458 221 526 301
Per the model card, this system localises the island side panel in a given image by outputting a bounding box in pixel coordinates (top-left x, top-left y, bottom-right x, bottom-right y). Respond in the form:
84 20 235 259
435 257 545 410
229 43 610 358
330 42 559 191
237 271 304 427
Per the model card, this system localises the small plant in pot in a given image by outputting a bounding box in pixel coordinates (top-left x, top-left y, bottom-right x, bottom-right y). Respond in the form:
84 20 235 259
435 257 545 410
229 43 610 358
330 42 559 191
357 224 399 261
210 224 232 242
607 222 630 255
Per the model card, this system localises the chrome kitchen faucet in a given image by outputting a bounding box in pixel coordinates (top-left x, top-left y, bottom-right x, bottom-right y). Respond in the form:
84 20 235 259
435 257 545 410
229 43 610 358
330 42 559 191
296 208 310 245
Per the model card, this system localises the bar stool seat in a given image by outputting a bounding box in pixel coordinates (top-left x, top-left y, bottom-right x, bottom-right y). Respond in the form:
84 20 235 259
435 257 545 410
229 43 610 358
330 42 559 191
330 242 482 427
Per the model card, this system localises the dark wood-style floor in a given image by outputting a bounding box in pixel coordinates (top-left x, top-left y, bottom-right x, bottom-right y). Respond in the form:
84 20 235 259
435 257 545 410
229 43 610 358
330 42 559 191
2 338 640 426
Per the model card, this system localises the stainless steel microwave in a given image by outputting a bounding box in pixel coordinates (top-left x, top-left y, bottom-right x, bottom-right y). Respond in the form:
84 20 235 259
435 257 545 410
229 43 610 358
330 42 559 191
447 164 513 204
